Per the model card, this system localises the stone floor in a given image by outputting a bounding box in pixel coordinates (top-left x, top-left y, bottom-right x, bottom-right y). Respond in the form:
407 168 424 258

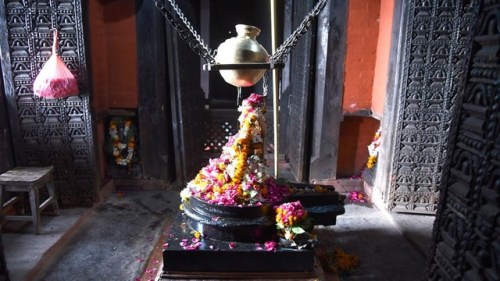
1 177 435 281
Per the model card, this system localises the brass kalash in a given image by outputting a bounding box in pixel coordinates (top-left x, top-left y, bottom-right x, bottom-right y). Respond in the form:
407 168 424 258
154 0 345 279
215 24 269 88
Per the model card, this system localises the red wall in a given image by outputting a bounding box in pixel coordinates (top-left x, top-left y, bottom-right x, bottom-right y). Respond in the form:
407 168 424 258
342 0 380 113
88 0 108 115
337 117 380 178
372 0 395 117
88 0 138 182
337 0 393 177
103 0 138 109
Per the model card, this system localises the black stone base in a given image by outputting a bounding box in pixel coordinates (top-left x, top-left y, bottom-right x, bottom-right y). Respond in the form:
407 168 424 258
182 196 276 243
288 183 346 226
160 270 318 280
162 213 315 275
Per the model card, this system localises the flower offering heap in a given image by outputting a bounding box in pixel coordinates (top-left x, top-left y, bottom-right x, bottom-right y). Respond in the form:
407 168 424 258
181 93 290 206
275 201 314 246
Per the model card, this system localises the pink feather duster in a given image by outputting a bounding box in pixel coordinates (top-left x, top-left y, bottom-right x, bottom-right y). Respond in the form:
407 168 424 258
33 29 79 98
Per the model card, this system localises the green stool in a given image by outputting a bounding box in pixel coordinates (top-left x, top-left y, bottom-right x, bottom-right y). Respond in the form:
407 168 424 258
0 166 60 234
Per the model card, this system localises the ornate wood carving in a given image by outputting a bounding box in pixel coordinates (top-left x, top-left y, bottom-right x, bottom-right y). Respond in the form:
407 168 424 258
429 1 500 279
388 0 479 213
0 0 97 206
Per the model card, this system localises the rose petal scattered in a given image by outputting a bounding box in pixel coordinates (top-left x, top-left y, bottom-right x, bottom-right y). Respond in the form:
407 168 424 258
264 241 278 251
347 191 366 203
183 241 201 250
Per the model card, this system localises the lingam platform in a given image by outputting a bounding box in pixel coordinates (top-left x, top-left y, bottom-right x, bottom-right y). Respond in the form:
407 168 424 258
160 183 345 279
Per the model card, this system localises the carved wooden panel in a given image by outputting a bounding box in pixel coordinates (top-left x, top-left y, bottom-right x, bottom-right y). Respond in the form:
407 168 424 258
0 0 97 206
388 0 479 213
428 1 499 279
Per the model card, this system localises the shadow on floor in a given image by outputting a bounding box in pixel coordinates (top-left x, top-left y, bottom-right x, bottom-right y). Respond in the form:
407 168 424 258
2 207 89 281
316 203 434 281
2 190 180 281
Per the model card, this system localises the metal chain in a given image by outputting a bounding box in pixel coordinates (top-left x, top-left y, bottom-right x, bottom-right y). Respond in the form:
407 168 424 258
155 0 327 65
270 0 327 63
155 0 216 64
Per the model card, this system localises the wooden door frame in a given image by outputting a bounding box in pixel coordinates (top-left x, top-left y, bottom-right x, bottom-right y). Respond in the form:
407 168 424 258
0 62 15 173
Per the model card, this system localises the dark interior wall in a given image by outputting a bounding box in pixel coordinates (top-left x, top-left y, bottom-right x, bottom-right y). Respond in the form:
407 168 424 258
0 0 98 206
281 0 317 182
208 0 278 104
164 0 208 182
136 0 174 181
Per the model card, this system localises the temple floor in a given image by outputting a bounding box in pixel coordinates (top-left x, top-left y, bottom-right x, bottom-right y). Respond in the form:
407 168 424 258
2 182 434 281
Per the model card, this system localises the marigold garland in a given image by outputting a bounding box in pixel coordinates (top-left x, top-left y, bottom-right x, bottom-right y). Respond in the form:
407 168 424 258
182 93 290 206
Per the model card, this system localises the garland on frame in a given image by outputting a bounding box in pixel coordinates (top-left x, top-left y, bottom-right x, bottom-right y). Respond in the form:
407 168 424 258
108 117 137 167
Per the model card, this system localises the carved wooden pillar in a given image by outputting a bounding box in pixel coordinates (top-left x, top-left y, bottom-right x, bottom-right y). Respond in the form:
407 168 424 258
376 0 479 213
428 1 500 279
0 0 98 206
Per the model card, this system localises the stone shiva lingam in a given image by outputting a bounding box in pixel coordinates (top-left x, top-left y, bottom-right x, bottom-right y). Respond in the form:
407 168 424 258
160 94 345 279
180 93 288 243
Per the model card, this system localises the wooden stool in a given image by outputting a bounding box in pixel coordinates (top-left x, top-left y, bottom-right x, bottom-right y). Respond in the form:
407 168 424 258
0 166 60 234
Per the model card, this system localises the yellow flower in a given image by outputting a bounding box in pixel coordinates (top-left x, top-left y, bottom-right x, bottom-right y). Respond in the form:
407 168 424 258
192 231 201 239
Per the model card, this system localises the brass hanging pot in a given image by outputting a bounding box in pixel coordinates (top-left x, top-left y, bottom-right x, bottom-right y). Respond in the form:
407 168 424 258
215 24 269 87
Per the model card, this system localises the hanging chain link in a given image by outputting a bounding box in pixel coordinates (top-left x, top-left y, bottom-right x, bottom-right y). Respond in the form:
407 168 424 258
155 0 216 64
270 0 327 63
155 0 327 66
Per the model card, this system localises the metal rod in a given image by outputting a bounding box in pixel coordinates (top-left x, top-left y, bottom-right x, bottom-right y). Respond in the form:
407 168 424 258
271 0 279 178
203 62 285 71
237 87 242 106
